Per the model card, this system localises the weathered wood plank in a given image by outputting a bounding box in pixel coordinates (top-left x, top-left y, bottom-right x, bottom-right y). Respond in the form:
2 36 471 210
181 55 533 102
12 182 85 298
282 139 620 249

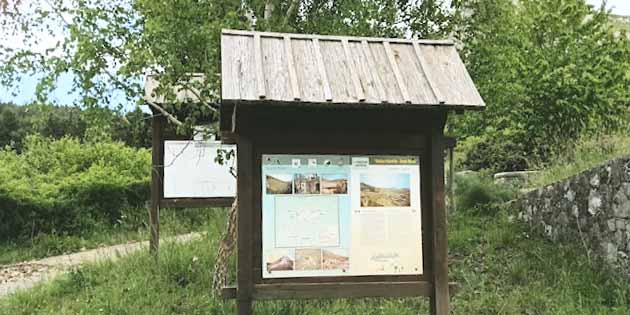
254 33 266 99
160 197 235 208
284 35 301 101
237 135 254 315
220 282 457 300
361 40 388 103
224 282 459 300
150 115 165 254
383 41 411 103
291 39 324 102
312 38 333 101
222 29 455 46
342 39 366 102
428 117 449 315
261 37 290 101
391 42 434 104
320 40 354 103
413 41 445 104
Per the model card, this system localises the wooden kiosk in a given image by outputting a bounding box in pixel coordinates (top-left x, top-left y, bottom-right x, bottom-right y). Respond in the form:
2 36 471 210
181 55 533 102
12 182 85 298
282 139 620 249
219 30 485 315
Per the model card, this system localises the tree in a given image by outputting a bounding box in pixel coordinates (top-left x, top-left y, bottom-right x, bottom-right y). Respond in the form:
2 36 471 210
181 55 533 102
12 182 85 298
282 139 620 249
1 0 462 296
452 0 630 171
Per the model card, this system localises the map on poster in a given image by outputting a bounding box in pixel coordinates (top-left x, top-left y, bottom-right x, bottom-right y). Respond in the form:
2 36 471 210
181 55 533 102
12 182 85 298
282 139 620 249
261 154 423 278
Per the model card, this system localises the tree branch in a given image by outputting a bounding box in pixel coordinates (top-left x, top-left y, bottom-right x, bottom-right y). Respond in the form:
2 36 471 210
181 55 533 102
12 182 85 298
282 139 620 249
144 99 183 126
284 0 299 25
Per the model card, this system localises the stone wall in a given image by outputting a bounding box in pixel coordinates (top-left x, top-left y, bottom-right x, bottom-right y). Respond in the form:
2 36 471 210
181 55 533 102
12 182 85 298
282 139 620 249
517 156 630 265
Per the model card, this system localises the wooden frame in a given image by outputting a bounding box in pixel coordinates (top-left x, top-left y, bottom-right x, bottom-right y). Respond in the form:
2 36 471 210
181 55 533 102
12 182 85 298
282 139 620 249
228 105 451 315
149 112 236 253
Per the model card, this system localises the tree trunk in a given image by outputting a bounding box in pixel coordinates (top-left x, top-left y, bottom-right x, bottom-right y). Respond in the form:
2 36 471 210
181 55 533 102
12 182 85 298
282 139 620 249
212 197 238 296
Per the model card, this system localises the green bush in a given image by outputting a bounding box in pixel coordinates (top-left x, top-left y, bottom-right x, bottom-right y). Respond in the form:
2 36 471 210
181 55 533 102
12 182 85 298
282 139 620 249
455 173 516 214
0 135 150 240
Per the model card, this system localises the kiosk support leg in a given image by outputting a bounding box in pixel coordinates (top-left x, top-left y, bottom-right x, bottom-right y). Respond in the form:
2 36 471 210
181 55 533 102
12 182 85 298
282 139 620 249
237 137 254 315
150 115 165 254
429 128 449 315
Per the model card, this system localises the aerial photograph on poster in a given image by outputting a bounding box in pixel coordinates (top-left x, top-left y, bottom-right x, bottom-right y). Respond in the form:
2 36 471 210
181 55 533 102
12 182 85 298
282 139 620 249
266 174 293 194
294 174 320 194
320 174 348 194
360 173 411 207
322 249 350 271
266 250 295 273
295 249 323 270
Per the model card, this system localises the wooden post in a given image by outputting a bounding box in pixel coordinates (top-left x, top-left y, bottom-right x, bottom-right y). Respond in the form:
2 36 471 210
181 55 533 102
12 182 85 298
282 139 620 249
448 146 455 214
150 115 165 254
237 136 254 315
429 122 449 315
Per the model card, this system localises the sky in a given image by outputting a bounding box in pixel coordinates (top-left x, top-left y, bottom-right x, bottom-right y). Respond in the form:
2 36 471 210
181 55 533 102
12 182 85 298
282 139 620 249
361 174 410 190
586 0 630 15
0 0 628 112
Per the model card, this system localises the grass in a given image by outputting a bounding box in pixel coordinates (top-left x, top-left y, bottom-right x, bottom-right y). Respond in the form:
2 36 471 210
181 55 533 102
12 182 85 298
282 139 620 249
0 207 222 265
2 206 630 314
529 131 630 188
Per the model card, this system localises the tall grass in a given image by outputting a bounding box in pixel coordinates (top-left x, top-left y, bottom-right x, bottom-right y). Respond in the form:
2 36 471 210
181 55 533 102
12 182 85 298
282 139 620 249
529 131 630 187
2 207 630 314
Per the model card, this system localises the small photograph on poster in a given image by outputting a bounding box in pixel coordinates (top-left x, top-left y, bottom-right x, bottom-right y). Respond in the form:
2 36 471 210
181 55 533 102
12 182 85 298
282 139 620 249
293 174 320 194
295 248 323 270
360 173 411 207
266 174 293 194
265 249 295 273
320 174 348 194
322 249 350 271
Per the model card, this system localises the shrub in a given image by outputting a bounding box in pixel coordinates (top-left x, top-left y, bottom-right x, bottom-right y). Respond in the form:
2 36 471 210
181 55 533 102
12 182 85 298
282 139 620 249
455 172 516 214
0 135 150 240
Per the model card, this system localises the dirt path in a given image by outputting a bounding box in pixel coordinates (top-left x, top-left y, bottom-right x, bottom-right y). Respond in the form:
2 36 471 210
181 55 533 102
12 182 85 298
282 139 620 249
0 233 203 298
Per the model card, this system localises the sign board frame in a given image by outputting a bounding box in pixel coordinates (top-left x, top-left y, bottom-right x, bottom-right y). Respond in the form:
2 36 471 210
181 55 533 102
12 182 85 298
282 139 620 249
225 106 452 315
149 115 236 254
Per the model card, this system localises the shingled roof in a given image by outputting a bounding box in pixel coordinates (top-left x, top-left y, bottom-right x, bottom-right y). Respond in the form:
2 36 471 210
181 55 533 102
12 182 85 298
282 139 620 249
220 29 484 109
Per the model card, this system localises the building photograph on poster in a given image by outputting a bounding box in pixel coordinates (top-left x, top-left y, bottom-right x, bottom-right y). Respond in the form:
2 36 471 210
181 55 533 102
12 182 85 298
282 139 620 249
321 174 348 194
261 154 423 279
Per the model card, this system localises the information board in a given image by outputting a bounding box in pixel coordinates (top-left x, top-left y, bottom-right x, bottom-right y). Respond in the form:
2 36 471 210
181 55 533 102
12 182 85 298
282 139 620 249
163 141 236 198
261 154 422 278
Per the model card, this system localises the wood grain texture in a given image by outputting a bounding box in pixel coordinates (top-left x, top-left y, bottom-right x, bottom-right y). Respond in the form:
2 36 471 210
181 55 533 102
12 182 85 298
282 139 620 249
261 37 290 101
254 33 266 99
222 29 455 45
342 39 366 101
383 41 411 103
160 197 234 208
391 43 434 104
320 39 354 102
428 117 449 315
312 38 333 101
357 40 387 103
237 136 254 315
413 41 444 104
283 35 301 101
221 30 485 109
150 115 165 254
222 282 459 300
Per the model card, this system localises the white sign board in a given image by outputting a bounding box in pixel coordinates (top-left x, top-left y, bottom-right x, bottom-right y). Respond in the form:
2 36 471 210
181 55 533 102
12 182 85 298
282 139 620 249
163 141 236 198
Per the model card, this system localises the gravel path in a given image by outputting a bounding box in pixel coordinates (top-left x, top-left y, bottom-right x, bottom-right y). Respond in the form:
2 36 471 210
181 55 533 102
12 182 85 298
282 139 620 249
0 233 203 298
